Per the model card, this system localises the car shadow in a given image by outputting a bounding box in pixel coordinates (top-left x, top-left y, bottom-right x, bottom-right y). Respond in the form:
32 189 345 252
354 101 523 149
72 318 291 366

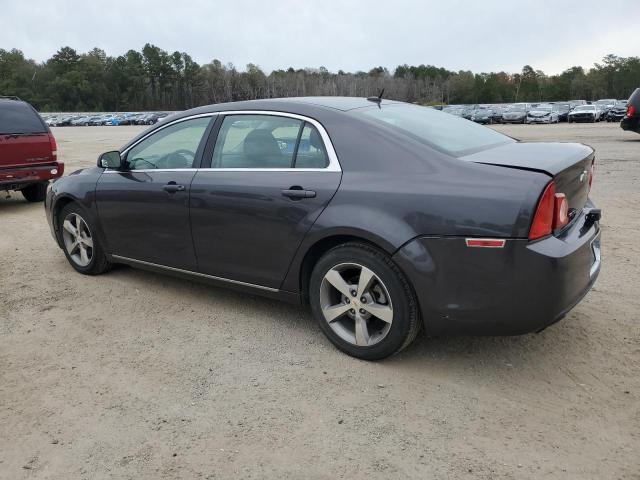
105 264 581 371
0 194 33 211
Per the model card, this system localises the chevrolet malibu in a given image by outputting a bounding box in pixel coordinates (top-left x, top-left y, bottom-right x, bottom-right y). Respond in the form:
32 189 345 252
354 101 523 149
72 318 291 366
45 97 601 360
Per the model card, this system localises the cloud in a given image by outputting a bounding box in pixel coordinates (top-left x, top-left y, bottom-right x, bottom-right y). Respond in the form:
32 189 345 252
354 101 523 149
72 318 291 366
1 0 639 75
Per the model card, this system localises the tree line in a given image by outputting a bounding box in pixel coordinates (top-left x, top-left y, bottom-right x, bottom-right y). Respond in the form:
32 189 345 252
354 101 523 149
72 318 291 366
0 44 638 112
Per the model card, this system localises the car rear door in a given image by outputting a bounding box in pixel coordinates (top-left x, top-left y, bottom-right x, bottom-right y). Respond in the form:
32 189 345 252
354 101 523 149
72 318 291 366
190 112 342 289
95 115 215 271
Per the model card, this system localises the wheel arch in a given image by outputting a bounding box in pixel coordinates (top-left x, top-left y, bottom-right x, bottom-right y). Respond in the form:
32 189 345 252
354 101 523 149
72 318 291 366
294 231 401 306
51 194 79 247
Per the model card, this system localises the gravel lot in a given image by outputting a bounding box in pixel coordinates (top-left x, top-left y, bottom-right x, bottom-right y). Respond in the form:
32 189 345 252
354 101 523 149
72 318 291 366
1 123 639 479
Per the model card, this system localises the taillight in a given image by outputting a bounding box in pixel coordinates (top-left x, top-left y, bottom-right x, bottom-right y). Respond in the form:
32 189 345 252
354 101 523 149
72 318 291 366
554 193 569 229
48 132 57 161
588 159 594 191
529 182 571 240
529 182 555 240
628 105 636 118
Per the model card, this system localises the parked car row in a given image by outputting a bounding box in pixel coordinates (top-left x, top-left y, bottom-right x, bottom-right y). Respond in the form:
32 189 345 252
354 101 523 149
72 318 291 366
442 98 629 125
41 111 172 127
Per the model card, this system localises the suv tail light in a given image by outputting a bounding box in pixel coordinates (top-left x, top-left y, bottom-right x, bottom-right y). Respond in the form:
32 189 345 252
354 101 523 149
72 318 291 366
628 105 636 118
48 132 57 161
528 181 569 240
588 159 594 191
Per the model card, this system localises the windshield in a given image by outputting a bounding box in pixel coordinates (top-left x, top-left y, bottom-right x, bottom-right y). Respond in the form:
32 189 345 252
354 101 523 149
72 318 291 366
533 105 552 112
507 105 526 112
354 103 514 157
574 106 594 111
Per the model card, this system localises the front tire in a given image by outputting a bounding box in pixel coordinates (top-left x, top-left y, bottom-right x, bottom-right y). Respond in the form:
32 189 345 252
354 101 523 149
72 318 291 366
58 203 112 275
309 243 421 360
21 182 48 202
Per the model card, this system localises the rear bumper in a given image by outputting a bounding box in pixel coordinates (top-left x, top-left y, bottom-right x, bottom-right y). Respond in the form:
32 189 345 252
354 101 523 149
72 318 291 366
527 116 552 123
621 116 640 133
0 162 64 190
393 204 601 336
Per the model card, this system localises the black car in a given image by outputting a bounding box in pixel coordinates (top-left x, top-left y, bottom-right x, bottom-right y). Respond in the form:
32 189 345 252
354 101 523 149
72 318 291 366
470 108 494 124
45 97 601 360
621 88 640 133
607 101 627 122
554 103 571 122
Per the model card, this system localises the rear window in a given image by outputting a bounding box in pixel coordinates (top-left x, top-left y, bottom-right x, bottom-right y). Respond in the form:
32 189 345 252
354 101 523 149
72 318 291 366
0 100 46 134
354 103 514 156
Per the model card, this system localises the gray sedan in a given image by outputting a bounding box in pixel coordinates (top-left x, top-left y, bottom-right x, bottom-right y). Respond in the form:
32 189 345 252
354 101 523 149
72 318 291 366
45 97 601 360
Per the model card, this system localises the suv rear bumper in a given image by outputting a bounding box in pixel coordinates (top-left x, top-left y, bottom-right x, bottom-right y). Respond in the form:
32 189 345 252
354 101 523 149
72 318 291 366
621 116 640 133
0 162 64 190
393 203 601 336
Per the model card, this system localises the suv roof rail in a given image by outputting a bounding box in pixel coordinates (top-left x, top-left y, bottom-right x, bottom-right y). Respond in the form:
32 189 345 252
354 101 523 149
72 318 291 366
0 95 21 101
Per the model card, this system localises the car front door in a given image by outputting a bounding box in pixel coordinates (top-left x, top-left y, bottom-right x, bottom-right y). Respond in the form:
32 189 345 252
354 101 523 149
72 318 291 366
190 113 342 289
96 115 215 271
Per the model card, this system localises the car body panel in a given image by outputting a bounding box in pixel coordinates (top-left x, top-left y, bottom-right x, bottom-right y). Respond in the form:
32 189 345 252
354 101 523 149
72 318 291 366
190 170 341 288
393 202 600 335
95 170 199 271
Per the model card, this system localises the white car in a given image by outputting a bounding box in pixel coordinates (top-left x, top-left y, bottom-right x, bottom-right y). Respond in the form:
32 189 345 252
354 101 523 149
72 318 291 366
526 105 560 124
568 105 601 123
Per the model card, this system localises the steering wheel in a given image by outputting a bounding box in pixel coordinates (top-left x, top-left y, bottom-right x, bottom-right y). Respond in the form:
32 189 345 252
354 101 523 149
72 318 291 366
157 149 195 169
129 157 157 169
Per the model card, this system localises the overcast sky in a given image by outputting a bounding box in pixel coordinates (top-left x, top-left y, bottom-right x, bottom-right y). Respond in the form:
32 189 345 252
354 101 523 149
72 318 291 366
2 0 639 75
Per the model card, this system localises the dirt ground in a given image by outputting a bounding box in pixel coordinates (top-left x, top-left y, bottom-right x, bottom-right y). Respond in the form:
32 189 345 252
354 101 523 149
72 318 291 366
1 122 639 479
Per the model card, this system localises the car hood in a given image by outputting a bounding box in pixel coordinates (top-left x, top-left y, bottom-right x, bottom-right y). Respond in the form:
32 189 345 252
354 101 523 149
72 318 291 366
528 110 551 116
461 141 593 176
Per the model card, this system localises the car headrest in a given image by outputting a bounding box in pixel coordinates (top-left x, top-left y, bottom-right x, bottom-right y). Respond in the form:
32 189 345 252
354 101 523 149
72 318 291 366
309 127 324 151
243 129 281 161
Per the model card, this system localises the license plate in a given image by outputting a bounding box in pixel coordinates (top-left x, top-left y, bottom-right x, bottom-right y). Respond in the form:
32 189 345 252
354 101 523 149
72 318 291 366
590 235 601 277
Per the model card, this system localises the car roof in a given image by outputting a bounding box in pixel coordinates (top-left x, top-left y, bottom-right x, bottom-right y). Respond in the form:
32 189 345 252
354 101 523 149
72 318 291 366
182 96 402 115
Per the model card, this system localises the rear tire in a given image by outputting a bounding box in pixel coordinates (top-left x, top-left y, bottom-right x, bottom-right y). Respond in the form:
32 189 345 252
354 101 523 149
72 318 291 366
309 243 421 360
58 203 112 275
21 182 48 202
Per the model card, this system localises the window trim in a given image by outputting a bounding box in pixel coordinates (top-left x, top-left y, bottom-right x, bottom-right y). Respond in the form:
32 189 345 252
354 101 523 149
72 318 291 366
104 111 341 174
111 113 216 172
202 111 340 172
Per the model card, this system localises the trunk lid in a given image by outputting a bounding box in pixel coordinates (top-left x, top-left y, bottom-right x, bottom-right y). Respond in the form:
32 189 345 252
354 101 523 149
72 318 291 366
462 142 594 211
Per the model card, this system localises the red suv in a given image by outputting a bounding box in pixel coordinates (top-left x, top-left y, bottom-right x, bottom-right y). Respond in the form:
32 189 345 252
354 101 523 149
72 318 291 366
0 97 63 201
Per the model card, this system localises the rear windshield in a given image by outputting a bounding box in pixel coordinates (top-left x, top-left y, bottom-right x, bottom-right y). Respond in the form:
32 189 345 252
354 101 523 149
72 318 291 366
0 101 46 134
354 103 514 156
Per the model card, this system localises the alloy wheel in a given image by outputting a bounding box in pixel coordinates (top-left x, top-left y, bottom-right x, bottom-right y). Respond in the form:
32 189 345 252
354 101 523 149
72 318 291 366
319 263 393 347
61 213 94 267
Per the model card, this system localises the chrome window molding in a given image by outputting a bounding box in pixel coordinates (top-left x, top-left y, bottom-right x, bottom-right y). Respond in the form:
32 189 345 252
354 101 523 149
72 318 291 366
216 110 341 172
111 255 279 292
104 110 341 174
120 112 218 157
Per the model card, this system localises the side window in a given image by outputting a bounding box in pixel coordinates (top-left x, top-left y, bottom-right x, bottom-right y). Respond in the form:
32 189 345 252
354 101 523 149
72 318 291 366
294 123 329 168
126 117 211 170
212 115 302 168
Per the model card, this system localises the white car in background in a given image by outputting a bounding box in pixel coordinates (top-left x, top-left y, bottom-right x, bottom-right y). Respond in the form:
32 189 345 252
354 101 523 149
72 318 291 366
568 105 601 123
526 104 560 124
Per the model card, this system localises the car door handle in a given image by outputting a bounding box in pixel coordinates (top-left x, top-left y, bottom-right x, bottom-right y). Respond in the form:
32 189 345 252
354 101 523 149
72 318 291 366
282 187 316 199
163 183 186 193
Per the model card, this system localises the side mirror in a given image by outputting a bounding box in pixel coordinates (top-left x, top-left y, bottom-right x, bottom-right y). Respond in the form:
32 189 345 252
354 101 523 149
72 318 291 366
98 150 123 169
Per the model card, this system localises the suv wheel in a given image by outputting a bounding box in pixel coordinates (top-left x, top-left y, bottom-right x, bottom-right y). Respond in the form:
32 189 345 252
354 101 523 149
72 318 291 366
21 182 48 202
58 203 112 275
309 243 421 360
